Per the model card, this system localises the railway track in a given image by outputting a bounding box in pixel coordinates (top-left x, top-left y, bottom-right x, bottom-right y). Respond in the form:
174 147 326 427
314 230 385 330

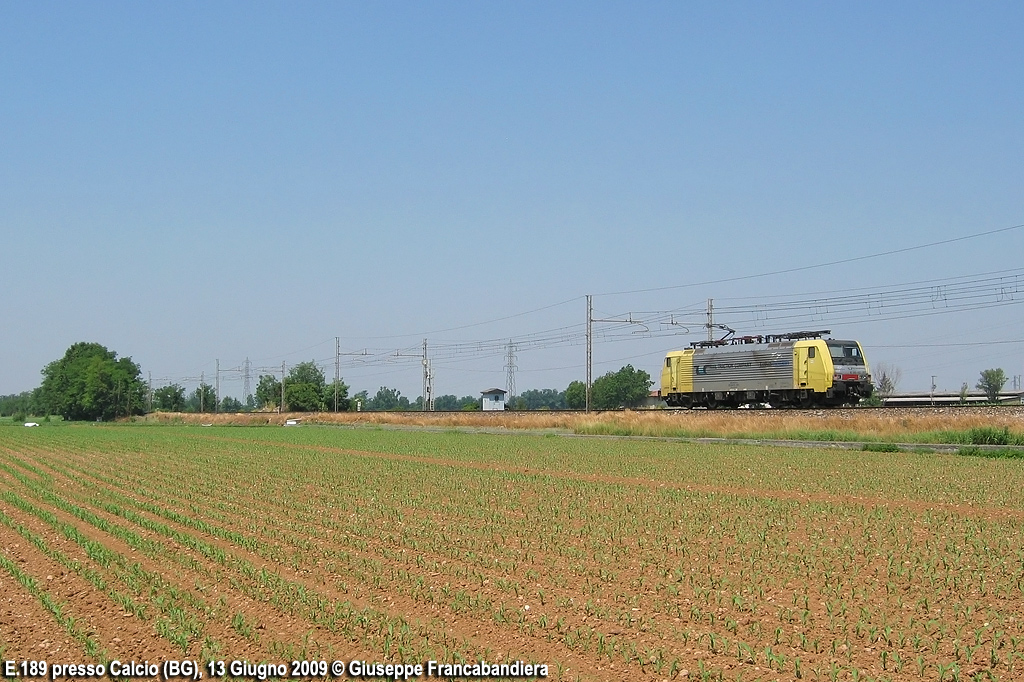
360 403 1024 415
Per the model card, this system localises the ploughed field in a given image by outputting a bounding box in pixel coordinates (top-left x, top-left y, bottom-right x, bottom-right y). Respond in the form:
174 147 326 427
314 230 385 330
2 425 1024 681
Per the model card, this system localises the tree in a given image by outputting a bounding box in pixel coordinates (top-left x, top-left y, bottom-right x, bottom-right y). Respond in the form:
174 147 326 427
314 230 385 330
591 365 652 409
427 394 484 411
323 379 350 412
288 361 326 388
187 383 217 413
285 383 323 411
220 396 243 412
565 381 586 409
977 368 1007 402
434 394 459 411
367 386 403 411
371 387 398 410
39 342 145 421
517 388 566 410
0 391 39 417
284 361 327 412
153 384 186 411
873 363 902 397
362 386 415 410
255 375 281 410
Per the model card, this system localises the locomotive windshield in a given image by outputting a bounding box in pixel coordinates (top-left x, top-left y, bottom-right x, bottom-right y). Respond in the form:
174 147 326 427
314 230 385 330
827 342 864 366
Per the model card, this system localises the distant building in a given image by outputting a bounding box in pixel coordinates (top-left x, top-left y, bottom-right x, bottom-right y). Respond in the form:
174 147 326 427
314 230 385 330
481 388 507 411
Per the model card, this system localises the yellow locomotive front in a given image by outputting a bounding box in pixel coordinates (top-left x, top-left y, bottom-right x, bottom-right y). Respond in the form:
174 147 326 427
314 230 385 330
823 339 873 404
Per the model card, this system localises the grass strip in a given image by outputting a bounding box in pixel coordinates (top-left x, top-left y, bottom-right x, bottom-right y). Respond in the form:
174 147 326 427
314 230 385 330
956 446 1024 459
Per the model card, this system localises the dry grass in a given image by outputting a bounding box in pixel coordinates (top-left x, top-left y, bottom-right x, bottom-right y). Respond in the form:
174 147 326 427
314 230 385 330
138 406 1024 442
574 407 1024 440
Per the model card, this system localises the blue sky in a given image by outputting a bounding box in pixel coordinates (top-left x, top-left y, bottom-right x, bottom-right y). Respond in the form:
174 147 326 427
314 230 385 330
2 2 1022 400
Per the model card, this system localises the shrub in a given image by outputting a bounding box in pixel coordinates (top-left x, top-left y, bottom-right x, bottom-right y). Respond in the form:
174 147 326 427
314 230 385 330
860 394 883 407
968 426 1012 446
957 446 1024 459
863 443 901 453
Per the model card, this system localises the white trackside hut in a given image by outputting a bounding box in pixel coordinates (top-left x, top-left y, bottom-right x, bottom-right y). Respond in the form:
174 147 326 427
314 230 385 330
480 388 507 411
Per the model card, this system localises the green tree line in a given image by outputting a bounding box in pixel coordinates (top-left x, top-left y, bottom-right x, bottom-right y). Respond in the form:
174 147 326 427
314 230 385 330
26 342 1017 421
5 342 659 419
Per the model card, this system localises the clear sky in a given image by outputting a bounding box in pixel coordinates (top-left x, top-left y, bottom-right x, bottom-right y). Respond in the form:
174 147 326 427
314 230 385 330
2 1 1022 401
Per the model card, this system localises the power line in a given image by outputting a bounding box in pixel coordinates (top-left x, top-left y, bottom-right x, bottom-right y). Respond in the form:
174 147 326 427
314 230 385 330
874 339 1024 348
595 222 1024 297
335 296 583 341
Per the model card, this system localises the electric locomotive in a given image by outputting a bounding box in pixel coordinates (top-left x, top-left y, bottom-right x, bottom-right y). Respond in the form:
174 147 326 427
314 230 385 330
660 330 872 408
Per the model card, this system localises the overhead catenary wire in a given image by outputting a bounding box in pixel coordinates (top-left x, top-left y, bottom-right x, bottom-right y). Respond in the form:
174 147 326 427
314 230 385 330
593 222 1024 297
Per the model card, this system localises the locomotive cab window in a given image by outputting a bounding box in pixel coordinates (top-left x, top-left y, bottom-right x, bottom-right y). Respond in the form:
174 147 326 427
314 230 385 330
827 342 864 366
666 358 671 368
807 347 815 358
